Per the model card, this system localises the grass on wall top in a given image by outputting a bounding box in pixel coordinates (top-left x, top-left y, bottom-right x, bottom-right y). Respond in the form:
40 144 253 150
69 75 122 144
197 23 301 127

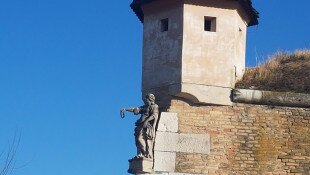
236 50 310 94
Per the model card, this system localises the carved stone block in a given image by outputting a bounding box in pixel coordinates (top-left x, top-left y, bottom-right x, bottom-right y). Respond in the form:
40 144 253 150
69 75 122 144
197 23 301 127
155 132 210 154
157 112 178 133
154 151 176 172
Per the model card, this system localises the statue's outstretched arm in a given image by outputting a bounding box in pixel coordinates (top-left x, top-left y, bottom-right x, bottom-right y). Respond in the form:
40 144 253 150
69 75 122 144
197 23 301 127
120 107 141 118
122 107 135 112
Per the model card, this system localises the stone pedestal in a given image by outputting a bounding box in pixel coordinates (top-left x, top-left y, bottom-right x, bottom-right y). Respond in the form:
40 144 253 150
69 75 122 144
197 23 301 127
128 158 153 174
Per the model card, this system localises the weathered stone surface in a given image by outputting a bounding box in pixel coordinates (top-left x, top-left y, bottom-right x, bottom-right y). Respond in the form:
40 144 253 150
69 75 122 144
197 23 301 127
128 158 153 174
154 132 178 152
157 112 178 133
155 132 210 154
154 151 176 172
232 89 310 108
177 133 210 154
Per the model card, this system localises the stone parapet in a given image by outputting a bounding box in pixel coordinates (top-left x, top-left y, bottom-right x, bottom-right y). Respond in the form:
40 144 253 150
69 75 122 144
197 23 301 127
232 89 310 108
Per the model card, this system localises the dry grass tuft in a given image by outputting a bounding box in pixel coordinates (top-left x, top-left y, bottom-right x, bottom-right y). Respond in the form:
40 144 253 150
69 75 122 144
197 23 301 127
236 49 310 93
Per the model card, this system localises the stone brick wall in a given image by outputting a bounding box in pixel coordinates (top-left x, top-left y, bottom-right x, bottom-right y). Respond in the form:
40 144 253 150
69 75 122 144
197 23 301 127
163 98 310 175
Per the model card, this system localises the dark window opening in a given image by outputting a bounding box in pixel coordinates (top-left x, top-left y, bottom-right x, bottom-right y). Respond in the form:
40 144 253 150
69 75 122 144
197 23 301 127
204 17 216 32
204 20 212 31
161 18 169 32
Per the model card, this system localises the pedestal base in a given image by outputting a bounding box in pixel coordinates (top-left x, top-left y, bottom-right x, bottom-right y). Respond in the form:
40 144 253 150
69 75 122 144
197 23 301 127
128 157 153 174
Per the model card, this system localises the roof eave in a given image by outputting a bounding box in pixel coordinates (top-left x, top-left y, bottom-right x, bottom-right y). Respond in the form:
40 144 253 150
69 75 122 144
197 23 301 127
238 0 259 26
130 3 144 23
131 0 259 26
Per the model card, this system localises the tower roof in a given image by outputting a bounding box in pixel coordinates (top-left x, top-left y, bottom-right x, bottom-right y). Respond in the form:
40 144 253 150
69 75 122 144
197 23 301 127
130 0 259 26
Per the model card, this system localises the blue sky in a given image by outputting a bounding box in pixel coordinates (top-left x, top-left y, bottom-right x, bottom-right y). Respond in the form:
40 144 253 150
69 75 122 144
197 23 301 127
0 0 309 174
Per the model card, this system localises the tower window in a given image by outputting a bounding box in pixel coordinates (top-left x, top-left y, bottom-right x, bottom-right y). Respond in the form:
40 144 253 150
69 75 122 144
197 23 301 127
204 17 216 32
160 18 169 32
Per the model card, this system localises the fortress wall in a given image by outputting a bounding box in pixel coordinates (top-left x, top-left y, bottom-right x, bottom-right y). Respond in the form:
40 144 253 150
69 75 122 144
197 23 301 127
162 98 310 175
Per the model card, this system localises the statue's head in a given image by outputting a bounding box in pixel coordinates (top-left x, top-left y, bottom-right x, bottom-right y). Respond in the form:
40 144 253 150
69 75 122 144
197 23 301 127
144 93 155 105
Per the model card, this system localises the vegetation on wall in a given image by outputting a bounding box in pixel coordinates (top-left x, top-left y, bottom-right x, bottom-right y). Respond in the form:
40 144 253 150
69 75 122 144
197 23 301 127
236 50 310 94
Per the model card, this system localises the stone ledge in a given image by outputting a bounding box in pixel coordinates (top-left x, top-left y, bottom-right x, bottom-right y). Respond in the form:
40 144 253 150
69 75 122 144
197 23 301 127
232 89 310 108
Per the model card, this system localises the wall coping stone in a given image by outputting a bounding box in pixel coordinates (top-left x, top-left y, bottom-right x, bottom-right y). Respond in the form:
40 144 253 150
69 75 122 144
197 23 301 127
232 89 310 108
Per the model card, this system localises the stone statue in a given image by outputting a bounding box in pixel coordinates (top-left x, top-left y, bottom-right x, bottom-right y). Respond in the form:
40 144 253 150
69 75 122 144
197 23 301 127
120 93 159 160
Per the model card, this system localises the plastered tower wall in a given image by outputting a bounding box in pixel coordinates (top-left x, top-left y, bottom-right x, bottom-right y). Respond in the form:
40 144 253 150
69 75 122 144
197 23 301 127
157 98 310 175
140 0 253 105
180 0 249 105
182 0 248 87
142 0 183 91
